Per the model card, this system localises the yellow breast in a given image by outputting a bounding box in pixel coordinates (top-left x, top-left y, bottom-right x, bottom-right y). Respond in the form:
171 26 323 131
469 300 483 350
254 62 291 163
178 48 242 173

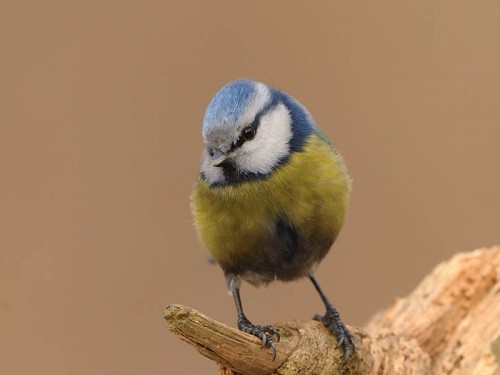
190 134 351 274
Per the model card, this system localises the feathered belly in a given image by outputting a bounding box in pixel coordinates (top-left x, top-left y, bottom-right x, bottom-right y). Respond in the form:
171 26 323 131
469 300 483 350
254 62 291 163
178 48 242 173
194 192 337 283
191 135 350 284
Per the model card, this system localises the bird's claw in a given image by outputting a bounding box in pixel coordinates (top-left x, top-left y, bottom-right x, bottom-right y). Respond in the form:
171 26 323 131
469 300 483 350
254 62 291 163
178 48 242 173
313 309 355 364
238 319 280 360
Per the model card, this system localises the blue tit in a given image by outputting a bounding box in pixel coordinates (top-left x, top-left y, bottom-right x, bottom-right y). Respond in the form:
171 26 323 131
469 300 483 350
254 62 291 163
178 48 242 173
191 79 354 361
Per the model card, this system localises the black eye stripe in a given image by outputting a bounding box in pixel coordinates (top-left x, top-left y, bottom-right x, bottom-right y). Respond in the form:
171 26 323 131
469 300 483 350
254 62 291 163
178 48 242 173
231 119 260 150
232 126 254 150
229 99 280 151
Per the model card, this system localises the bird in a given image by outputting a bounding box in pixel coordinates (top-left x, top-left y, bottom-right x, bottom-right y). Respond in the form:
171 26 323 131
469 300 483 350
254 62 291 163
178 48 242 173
191 79 355 362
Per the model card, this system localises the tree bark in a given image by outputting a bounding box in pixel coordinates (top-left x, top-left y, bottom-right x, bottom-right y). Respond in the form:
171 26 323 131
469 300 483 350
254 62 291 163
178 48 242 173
165 247 500 374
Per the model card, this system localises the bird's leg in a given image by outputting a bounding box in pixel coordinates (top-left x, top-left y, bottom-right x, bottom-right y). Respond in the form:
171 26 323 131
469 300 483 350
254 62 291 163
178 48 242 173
227 274 280 360
309 273 355 363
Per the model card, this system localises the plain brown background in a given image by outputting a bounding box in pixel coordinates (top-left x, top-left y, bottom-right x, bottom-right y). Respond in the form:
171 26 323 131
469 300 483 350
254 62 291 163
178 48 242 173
1 1 499 374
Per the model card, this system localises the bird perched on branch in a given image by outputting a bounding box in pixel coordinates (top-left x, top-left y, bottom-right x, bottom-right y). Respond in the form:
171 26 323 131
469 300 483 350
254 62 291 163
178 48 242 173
191 79 354 361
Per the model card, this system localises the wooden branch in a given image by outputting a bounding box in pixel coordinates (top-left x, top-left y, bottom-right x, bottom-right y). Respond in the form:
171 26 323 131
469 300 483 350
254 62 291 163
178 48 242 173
165 304 372 374
366 246 500 375
165 247 500 374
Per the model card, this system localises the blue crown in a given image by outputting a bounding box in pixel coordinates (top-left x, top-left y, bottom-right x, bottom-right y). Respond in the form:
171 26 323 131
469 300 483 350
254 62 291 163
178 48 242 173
203 80 256 133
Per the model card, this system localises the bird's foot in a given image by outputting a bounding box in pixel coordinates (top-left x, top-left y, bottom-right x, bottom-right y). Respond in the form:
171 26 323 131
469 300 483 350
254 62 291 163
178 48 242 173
238 317 280 360
314 307 355 363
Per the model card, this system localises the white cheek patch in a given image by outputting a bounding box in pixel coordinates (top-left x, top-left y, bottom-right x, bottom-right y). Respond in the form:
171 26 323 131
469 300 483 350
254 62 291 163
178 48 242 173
236 103 293 174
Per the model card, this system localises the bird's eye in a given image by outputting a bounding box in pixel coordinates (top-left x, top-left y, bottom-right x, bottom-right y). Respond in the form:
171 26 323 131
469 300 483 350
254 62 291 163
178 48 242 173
241 126 256 141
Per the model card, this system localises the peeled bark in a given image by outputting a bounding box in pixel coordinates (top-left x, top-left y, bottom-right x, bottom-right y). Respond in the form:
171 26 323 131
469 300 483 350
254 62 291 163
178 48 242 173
165 247 500 374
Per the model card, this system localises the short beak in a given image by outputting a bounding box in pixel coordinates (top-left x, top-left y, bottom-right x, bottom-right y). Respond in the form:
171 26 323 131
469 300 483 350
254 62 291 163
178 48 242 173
211 149 231 167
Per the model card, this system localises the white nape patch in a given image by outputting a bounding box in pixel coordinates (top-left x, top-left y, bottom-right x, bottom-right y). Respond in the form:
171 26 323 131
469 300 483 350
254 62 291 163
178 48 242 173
235 103 293 174
239 82 270 127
